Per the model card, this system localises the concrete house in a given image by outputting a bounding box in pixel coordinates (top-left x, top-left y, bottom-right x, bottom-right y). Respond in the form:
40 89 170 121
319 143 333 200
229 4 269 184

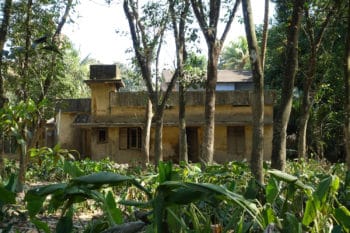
53 65 275 163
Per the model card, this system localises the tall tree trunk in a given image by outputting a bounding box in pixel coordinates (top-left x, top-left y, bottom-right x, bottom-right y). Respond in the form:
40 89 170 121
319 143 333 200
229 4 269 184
297 54 315 159
179 84 188 162
0 0 12 176
143 100 152 163
0 0 12 108
29 0 73 150
202 44 220 164
17 0 33 191
124 0 178 166
345 0 350 169
260 0 269 71
154 108 164 165
271 0 305 171
297 3 336 159
190 0 241 165
17 137 27 192
242 0 264 183
169 0 189 164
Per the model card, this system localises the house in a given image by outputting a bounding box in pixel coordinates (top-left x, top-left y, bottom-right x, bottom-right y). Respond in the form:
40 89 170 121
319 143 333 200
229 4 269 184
52 64 275 163
161 69 254 91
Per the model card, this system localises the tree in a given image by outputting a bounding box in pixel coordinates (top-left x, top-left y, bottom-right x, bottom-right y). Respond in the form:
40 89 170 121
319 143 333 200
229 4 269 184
4 0 75 189
260 0 269 70
0 0 13 176
124 0 178 165
169 0 191 163
345 0 350 168
242 0 264 183
190 0 241 165
271 0 306 171
297 0 340 158
219 36 250 71
0 0 12 108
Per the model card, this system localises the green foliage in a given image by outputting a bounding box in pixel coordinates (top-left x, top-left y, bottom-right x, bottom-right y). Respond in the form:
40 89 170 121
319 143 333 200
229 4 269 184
0 157 345 232
0 174 18 232
219 36 250 71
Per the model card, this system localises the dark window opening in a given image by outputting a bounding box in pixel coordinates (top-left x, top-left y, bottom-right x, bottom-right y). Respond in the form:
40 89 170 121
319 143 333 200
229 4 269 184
98 128 107 143
120 127 142 150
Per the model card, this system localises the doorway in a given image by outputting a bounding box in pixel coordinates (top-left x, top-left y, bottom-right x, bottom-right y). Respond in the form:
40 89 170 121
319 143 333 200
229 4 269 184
227 126 245 160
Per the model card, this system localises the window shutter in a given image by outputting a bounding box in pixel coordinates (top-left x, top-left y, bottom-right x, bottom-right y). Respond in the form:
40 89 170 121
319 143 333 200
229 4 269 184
119 128 128 150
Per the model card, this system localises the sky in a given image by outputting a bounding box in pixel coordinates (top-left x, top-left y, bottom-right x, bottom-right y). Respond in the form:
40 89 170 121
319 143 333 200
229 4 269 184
63 0 274 67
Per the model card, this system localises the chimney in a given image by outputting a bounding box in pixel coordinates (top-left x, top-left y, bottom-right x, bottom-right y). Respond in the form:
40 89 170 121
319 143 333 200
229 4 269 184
89 65 121 80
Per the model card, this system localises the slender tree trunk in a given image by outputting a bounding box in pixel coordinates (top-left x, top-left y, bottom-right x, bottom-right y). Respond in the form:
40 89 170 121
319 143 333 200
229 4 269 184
154 108 164 165
271 0 305 171
296 3 336 159
17 0 33 191
40 0 73 100
298 52 316 158
0 0 12 108
202 44 220 164
260 0 269 70
29 0 73 150
169 0 189 163
242 0 264 183
143 100 152 163
297 54 315 159
17 129 27 192
345 0 350 169
179 84 188 162
190 0 241 165
0 0 12 176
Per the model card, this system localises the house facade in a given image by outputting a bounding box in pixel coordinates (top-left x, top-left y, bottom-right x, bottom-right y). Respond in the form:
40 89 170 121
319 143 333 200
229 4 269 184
53 65 275 164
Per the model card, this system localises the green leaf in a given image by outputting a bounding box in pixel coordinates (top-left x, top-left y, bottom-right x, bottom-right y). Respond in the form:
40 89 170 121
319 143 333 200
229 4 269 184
334 206 350 230
56 207 73 233
25 192 46 218
244 178 259 199
268 169 298 183
302 197 317 226
158 161 173 183
268 169 311 190
72 172 134 186
0 185 16 204
261 204 277 228
284 213 302 233
31 218 51 233
156 181 261 227
266 177 279 204
314 176 332 204
63 161 84 178
105 191 123 224
118 200 151 208
4 174 17 193
28 183 67 197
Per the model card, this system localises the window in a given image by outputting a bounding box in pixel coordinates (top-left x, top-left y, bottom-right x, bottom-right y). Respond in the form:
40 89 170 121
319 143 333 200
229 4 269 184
119 127 142 150
97 128 107 143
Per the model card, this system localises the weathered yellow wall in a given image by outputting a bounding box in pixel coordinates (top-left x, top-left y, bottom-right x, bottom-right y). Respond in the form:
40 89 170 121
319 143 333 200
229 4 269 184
90 127 145 164
57 112 80 150
90 83 116 119
245 125 272 161
59 88 274 163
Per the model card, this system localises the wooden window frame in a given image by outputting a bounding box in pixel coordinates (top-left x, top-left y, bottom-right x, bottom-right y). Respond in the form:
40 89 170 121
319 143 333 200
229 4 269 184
119 127 142 150
97 128 108 144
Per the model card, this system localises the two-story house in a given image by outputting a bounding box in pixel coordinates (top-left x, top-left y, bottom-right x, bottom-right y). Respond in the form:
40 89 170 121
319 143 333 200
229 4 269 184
52 65 275 164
